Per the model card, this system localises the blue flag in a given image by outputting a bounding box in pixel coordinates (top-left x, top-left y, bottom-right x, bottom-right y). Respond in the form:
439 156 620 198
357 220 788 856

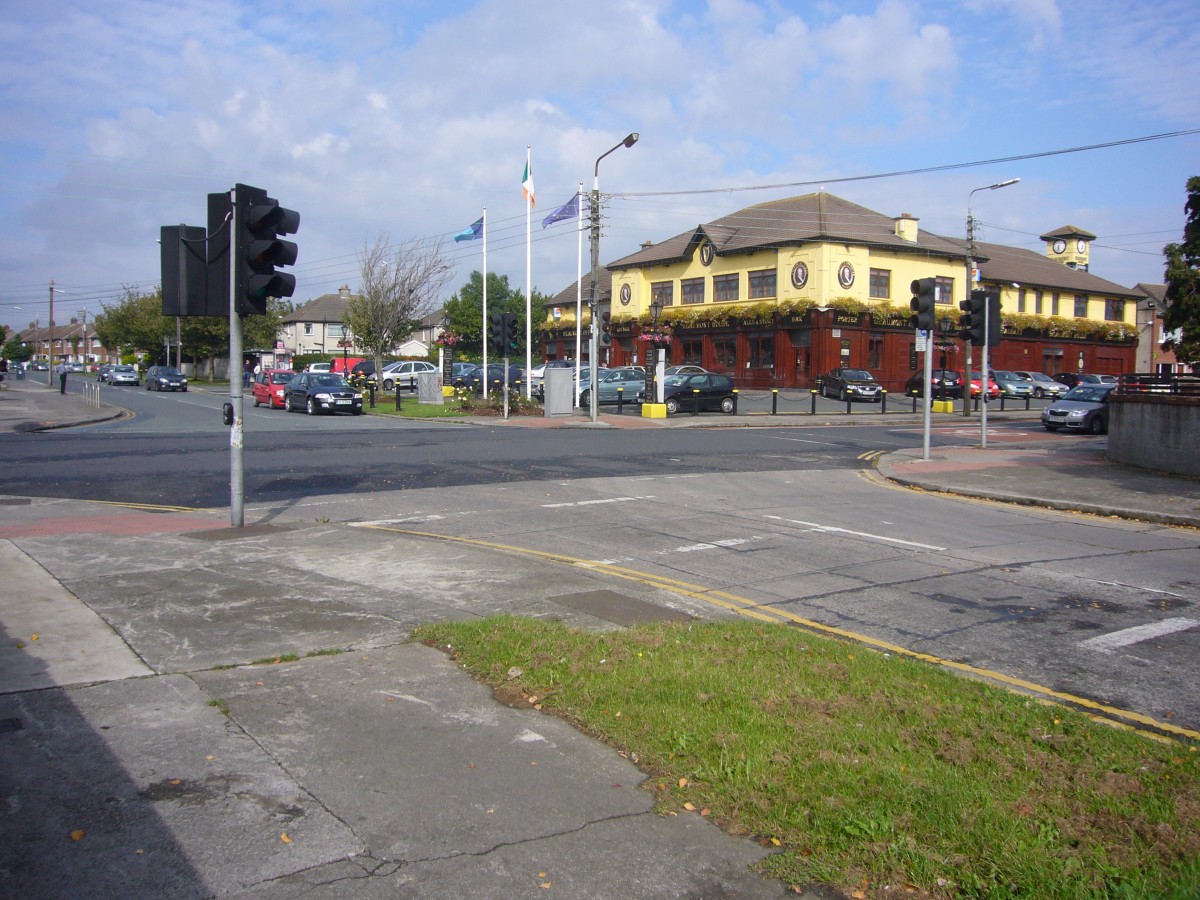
454 217 484 242
541 192 579 229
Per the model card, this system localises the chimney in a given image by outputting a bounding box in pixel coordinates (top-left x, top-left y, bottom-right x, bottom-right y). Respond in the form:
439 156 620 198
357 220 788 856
338 285 351 301
640 240 654 250
894 213 919 242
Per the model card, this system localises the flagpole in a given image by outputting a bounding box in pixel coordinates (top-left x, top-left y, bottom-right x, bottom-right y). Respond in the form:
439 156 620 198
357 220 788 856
524 145 532 398
482 207 488 376
575 182 583 408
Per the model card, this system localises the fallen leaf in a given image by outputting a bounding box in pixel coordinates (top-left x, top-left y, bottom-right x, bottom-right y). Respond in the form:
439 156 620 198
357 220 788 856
15 642 24 649
538 872 548 878
69 830 85 841
169 779 182 785
683 802 696 811
31 634 39 641
205 755 215 761
255 681 264 686
770 837 781 846
700 808 710 817
539 883 552 889
678 777 688 789
527 696 538 704
280 833 292 844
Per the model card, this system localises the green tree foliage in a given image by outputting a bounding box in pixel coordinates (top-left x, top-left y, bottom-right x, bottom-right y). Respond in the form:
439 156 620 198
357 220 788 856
346 233 451 376
441 271 550 360
1162 175 1200 367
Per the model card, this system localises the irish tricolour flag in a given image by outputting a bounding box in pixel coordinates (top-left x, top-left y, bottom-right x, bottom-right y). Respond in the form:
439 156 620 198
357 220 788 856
521 160 535 207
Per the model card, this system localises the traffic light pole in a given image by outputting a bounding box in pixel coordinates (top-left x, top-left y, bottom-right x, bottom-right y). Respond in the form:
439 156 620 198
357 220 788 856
980 297 991 449
228 185 244 527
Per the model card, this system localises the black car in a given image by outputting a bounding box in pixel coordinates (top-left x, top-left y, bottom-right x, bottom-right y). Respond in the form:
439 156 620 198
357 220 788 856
819 368 882 402
651 372 737 415
904 369 964 399
1041 384 1114 434
1052 372 1084 389
145 365 188 392
454 364 526 394
283 372 363 415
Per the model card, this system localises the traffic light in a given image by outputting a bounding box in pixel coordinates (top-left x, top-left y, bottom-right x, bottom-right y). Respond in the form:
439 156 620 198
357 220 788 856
909 278 936 331
598 308 613 348
503 313 520 355
959 289 988 346
987 293 1003 348
487 312 504 355
234 183 299 316
161 224 208 316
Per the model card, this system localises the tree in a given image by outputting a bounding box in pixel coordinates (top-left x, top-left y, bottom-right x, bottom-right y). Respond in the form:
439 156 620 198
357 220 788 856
1162 175 1200 367
442 271 523 359
346 234 452 375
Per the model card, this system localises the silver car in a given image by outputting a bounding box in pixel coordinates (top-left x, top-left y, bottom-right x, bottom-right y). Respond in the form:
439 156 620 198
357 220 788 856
379 360 437 391
992 370 1034 399
1013 371 1068 399
108 365 140 386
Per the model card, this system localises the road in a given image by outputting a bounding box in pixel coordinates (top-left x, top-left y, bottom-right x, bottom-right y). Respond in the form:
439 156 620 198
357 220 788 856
2 382 1197 735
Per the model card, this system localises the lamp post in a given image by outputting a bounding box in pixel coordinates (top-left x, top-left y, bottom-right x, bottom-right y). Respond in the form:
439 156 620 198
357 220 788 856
588 132 639 422
647 296 665 404
938 316 954 401
340 324 349 377
965 178 1019 429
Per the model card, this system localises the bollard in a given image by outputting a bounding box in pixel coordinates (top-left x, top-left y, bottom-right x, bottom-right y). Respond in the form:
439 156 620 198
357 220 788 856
771 388 779 415
810 390 818 414
845 394 852 414
1025 396 1030 411
369 384 376 408
617 386 624 414
880 390 887 413
731 389 738 415
692 388 700 416
395 388 402 411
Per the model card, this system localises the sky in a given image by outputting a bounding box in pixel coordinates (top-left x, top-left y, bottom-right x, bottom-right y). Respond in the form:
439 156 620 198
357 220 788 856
2 0 1199 336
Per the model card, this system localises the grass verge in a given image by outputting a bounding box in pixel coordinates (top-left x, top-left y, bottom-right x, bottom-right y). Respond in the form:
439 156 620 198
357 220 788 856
414 616 1199 898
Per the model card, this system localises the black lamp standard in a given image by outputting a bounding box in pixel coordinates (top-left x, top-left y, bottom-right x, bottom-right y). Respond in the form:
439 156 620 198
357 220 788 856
938 316 954 401
340 324 349 377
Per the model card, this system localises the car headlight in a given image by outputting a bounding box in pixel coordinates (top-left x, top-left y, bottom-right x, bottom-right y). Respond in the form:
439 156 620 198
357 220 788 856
1067 410 1086 418
315 392 332 400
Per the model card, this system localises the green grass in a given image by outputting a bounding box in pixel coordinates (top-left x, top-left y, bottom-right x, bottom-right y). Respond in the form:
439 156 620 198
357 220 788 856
413 616 1200 898
364 390 543 419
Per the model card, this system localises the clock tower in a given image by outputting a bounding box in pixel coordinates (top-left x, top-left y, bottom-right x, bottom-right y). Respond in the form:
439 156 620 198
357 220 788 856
1040 226 1096 272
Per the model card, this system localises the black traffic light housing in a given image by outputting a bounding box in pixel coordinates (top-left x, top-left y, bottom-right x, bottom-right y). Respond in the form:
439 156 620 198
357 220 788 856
986 292 1003 348
598 307 613 348
502 312 520 355
959 289 988 346
487 312 504 355
909 278 936 331
161 224 208 316
234 183 299 316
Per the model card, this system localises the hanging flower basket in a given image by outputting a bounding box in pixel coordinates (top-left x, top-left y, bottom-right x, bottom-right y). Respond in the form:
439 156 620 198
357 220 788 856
435 331 461 348
637 328 673 344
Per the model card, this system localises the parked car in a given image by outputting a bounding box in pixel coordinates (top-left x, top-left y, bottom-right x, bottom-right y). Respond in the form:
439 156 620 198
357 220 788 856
1052 372 1084 389
663 365 707 376
283 372 363 415
96 364 113 383
1012 371 1068 399
108 364 140 386
577 367 645 407
252 369 296 408
1080 373 1118 385
991 370 1034 399
904 369 964 399
455 364 526 394
819 368 883 402
647 372 738 415
145 365 188 392
305 362 332 373
1041 384 1114 434
380 360 437 391
531 359 576 400
964 370 1000 400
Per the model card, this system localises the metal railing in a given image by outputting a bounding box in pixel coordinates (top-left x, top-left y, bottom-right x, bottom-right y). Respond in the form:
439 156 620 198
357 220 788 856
1115 373 1200 396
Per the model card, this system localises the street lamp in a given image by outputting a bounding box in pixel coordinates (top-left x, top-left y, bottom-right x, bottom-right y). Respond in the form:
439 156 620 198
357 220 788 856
340 324 349 377
964 178 1019 431
588 131 639 422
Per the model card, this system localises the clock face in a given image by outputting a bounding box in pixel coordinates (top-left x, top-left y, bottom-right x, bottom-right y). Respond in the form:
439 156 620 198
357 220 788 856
791 262 808 289
1076 240 1087 253
837 262 855 289
699 243 714 266
619 283 631 305
1053 239 1067 254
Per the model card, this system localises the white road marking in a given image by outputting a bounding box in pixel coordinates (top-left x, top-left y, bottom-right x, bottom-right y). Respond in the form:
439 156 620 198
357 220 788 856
354 514 446 526
769 435 841 445
764 515 946 551
1078 618 1200 654
542 495 655 508
663 537 757 554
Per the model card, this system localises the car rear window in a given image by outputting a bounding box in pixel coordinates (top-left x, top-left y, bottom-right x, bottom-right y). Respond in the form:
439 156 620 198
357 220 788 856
270 372 294 384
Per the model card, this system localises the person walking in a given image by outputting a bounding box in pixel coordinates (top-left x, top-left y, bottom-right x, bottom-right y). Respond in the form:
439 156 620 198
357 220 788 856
55 360 68 394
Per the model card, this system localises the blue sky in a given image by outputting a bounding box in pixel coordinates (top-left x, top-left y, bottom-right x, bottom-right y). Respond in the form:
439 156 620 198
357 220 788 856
2 0 1198 334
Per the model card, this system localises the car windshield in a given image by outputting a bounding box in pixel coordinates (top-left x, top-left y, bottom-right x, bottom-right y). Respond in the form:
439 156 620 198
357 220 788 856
993 371 1015 379
114 366 135 373
1064 386 1110 402
160 367 183 376
270 372 294 384
841 370 874 380
312 374 346 387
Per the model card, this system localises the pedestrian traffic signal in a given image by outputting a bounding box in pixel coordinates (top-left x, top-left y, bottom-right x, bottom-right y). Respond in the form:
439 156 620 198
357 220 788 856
503 313 520 354
909 278 936 331
234 183 299 316
487 312 505 355
959 289 988 346
598 309 613 348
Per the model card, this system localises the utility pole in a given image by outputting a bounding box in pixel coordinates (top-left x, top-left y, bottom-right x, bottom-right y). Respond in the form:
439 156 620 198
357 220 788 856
47 279 54 387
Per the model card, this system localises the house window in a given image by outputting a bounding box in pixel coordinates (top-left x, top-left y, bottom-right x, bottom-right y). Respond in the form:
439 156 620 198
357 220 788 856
1105 298 1126 322
935 277 954 305
869 269 890 299
868 335 883 369
681 277 705 305
1017 288 1026 313
712 337 736 368
1034 290 1043 315
747 333 774 369
304 323 314 335
748 269 776 299
713 273 739 302
1074 295 1088 317
1050 293 1060 316
682 338 704 366
651 281 673 307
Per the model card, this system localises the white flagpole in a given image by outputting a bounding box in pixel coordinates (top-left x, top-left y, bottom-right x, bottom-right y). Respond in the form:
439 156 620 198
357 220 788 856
525 145 533 398
482 208 488 376
574 182 583 408
475 210 480 374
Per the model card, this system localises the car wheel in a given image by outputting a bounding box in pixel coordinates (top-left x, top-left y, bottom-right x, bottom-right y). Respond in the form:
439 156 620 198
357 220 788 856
579 389 590 408
306 397 317 415
253 396 261 407
382 379 394 391
1033 387 1044 398
352 408 362 416
181 386 187 392
840 388 849 402
665 397 679 415
284 395 294 413
1043 424 1058 432
720 396 735 414
1088 416 1105 435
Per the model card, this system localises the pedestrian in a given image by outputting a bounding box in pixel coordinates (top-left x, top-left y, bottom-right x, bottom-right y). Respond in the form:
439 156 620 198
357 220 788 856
55 360 68 394
243 361 252 389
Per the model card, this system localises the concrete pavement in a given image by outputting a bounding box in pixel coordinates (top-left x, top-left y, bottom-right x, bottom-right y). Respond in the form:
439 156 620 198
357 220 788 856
2 375 1198 897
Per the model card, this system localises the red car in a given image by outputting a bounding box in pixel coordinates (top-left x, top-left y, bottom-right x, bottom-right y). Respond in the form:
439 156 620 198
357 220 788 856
252 369 297 409
962 370 1000 400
